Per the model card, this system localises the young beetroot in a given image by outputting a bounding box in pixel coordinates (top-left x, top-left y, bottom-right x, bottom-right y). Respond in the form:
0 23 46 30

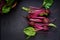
43 18 49 23
29 18 43 22
28 21 35 26
28 9 46 18
33 23 44 31
27 14 45 19
43 26 49 31
33 23 49 31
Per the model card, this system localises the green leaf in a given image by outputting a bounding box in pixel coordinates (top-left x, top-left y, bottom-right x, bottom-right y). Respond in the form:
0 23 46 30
39 13 44 16
48 23 56 28
22 7 30 12
2 5 11 13
43 0 54 9
44 13 48 16
24 27 36 37
39 13 48 16
26 36 31 39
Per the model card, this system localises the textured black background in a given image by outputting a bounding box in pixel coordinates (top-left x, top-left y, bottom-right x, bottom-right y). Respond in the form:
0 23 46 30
1 0 60 40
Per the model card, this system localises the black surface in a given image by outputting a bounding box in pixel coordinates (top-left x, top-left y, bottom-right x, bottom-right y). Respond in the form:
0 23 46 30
1 0 60 40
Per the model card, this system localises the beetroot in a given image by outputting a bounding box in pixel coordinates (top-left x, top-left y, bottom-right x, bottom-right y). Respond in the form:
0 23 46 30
45 9 50 13
43 18 49 23
33 23 49 31
28 15 45 19
28 9 45 18
23 0 56 39
28 21 35 26
34 23 44 31
29 18 43 22
43 26 49 31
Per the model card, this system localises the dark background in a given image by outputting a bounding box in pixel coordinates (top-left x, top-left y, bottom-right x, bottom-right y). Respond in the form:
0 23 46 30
1 0 60 40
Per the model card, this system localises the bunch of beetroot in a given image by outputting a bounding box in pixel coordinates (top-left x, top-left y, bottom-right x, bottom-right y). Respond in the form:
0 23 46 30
28 6 55 31
22 6 56 39
22 0 56 39
27 7 49 31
